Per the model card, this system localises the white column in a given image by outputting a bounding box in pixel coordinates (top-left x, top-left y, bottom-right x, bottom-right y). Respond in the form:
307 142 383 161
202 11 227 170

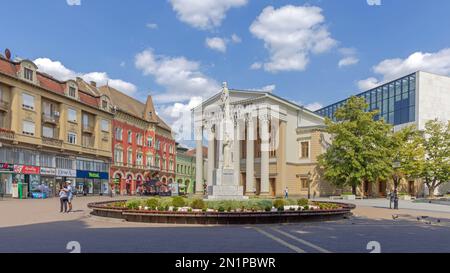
260 114 270 196
207 124 215 187
233 120 240 186
195 126 204 195
245 116 255 195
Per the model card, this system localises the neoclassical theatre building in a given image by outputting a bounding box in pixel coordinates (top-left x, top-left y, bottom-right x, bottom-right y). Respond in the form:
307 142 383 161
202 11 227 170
193 86 338 198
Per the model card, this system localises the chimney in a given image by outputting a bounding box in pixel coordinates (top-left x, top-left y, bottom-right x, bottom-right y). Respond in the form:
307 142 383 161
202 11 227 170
90 81 97 87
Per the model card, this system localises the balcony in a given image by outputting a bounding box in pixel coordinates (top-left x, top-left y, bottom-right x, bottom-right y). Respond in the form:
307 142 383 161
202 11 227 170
0 128 15 140
42 136 63 147
42 113 60 125
0 100 9 112
82 124 95 134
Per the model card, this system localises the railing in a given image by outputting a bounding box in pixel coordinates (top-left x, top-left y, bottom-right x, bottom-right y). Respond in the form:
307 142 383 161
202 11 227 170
42 113 60 124
0 100 9 111
0 128 15 140
42 136 63 147
82 124 95 133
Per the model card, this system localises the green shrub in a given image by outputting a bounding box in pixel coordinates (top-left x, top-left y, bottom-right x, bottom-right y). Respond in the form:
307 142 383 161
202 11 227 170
303 205 310 210
297 198 309 207
264 206 272 212
273 199 285 209
190 198 206 209
126 199 142 210
157 206 165 211
218 206 225 212
164 205 170 211
285 199 297 206
144 198 160 210
172 196 186 208
159 198 172 208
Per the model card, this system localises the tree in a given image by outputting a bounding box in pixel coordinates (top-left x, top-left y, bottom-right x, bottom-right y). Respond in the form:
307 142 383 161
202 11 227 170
318 96 392 195
388 125 425 206
418 120 450 197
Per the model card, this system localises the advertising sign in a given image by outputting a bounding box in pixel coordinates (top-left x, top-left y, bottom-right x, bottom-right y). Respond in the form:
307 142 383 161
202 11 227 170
40 167 56 176
56 169 77 177
76 170 109 179
0 163 14 172
14 165 40 175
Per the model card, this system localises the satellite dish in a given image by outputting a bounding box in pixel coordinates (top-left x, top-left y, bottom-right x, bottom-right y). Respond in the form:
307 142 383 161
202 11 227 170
4 48 11 60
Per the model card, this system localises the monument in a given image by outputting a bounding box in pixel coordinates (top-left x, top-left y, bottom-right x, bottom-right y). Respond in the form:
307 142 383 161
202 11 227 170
207 83 248 200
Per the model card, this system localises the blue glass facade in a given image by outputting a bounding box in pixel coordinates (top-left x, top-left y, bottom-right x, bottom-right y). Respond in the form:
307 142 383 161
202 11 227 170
316 73 417 126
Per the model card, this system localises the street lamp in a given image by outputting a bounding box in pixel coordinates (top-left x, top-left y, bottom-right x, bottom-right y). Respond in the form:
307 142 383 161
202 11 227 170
307 171 312 200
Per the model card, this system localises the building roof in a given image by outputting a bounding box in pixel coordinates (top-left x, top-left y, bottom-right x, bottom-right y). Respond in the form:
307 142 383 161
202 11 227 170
0 55 104 111
186 147 208 158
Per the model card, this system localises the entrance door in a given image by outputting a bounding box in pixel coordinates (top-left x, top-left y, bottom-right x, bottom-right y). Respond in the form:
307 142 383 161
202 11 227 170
270 178 276 197
364 181 370 197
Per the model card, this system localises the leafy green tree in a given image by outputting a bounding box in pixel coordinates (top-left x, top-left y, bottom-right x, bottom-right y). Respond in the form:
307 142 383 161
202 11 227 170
418 120 450 197
318 96 392 195
388 126 425 203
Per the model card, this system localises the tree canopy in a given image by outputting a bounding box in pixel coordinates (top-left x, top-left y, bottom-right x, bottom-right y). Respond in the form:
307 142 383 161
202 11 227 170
318 96 392 194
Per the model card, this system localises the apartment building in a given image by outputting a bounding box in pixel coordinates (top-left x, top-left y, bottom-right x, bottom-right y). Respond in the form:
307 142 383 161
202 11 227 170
0 55 113 198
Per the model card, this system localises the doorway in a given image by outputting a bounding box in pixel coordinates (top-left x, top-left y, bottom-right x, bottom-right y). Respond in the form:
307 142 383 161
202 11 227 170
270 178 276 197
378 181 387 197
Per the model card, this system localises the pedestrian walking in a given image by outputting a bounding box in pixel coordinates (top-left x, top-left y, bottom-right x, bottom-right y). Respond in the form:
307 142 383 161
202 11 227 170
284 187 289 199
59 183 69 213
66 181 74 213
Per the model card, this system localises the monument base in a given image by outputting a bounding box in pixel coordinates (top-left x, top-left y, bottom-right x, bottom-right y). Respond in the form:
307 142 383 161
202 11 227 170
207 168 248 200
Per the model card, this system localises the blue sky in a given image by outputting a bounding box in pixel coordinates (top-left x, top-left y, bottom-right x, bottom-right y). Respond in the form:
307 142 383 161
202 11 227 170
2 0 450 138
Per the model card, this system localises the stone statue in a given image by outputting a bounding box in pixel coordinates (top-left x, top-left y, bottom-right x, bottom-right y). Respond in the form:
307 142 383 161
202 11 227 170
221 82 233 169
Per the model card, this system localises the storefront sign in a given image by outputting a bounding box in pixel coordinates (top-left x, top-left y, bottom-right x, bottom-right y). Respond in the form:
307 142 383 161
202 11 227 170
56 169 77 177
0 163 14 172
40 167 56 176
14 165 40 175
76 170 109 180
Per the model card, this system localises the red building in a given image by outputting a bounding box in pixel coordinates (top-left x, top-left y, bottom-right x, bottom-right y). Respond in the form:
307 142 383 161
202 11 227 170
98 86 167 195
155 118 176 190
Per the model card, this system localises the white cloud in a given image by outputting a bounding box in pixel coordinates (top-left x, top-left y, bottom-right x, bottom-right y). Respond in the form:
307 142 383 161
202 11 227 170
66 0 81 6
304 102 323 111
338 48 359 68
205 37 227 53
231 34 242 43
357 48 450 91
250 62 262 70
338 57 359 68
146 23 158 29
261 84 276 92
250 5 337 73
357 77 379 91
34 58 137 95
169 0 248 30
373 48 450 80
157 96 203 143
135 49 220 103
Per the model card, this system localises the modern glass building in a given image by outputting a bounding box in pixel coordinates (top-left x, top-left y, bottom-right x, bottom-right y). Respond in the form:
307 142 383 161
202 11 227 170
316 73 417 126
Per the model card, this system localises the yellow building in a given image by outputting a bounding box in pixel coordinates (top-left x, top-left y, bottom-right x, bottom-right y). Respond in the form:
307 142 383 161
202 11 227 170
0 55 113 198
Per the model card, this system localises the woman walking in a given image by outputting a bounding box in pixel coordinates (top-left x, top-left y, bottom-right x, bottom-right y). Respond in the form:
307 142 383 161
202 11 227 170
59 183 69 213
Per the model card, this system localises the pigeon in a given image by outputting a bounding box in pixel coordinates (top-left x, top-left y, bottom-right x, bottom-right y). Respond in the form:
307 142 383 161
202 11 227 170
392 215 399 220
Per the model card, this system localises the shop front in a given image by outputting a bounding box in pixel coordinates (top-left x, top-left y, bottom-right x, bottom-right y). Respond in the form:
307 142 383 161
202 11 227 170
0 163 14 197
76 170 109 195
55 168 77 197
13 165 41 199
40 167 56 198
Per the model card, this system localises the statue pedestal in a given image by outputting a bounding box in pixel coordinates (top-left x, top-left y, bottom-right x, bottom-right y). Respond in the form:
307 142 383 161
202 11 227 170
207 168 248 200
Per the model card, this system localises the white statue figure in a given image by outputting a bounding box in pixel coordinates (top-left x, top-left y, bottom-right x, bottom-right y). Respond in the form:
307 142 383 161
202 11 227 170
221 82 233 169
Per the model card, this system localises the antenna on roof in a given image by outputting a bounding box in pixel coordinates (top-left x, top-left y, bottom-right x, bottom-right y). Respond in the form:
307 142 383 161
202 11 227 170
4 48 11 60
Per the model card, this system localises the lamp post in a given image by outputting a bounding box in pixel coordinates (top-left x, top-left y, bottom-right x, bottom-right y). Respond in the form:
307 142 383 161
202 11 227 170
392 161 400 210
307 171 312 200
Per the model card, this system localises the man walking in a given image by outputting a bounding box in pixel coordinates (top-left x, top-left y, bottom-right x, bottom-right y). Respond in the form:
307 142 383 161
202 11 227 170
66 181 74 213
59 182 69 213
284 187 289 199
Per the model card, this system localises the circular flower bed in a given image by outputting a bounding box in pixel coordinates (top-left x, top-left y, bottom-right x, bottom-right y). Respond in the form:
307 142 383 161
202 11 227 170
88 197 355 225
